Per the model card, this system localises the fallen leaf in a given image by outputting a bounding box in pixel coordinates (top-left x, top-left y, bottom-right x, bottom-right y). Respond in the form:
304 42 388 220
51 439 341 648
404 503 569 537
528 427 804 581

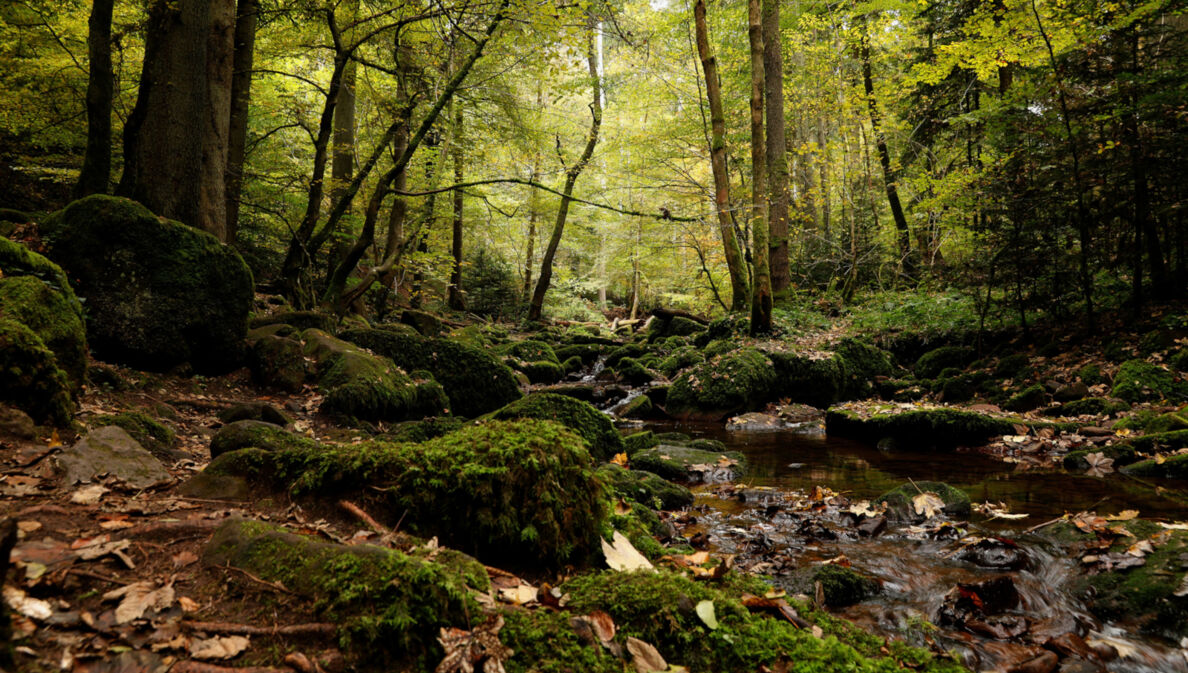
178 596 200 612
695 600 718 630
102 581 175 624
497 585 538 605
913 492 946 519
3 586 53 620
626 637 667 673
436 614 512 673
611 452 629 467
572 610 616 645
602 531 654 573
16 521 41 534
70 484 109 505
190 635 250 660
682 551 710 566
1174 574 1188 598
1106 510 1140 521
172 551 199 568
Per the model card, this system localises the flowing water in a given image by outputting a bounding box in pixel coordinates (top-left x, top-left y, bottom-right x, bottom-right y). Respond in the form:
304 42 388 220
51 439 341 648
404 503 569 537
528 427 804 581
628 420 1188 672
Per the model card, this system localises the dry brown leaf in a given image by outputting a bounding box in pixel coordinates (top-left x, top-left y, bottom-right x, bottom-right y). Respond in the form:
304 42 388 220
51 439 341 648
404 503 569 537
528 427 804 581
627 637 667 673
497 585 538 605
1106 510 1140 521
190 635 250 660
2 586 53 620
70 484 109 505
172 550 199 568
602 531 654 573
102 581 175 624
912 492 945 519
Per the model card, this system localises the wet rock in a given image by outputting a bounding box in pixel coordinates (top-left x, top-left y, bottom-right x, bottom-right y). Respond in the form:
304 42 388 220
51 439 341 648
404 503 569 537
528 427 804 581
826 406 1027 450
1056 658 1105 673
1007 650 1058 673
956 537 1030 570
937 576 1023 638
813 564 880 607
1121 452 1188 478
55 426 171 489
615 394 653 419
777 403 825 424
1043 633 1095 660
1054 382 1090 402
856 516 887 538
632 445 746 483
219 401 291 427
46 195 252 373
875 481 971 522
726 412 786 431
0 405 36 440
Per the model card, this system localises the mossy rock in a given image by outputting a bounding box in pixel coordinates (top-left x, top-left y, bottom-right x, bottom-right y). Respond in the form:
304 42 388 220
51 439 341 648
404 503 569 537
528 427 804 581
615 357 657 386
1129 429 1188 452
210 420 317 459
622 430 657 455
339 327 521 418
400 309 442 337
615 394 653 419
667 349 777 420
92 412 176 460
519 360 564 384
813 565 880 607
249 335 306 393
499 608 626 673
833 338 896 380
766 351 854 409
381 416 467 443
876 481 970 521
1121 453 1188 479
0 318 74 425
1139 329 1174 355
596 463 693 510
562 355 584 374
914 346 974 379
46 195 253 373
1005 384 1047 412
559 570 959 673
604 343 647 369
0 236 79 309
994 353 1030 379
1062 444 1138 471
1112 359 1177 403
825 407 1023 450
1076 528 1188 640
0 275 87 388
648 315 706 341
658 346 704 378
489 392 624 461
303 329 443 422
1042 397 1130 418
632 445 746 483
203 519 485 666
248 310 336 333
218 401 291 427
1169 350 1188 374
1078 363 1105 385
937 374 978 404
497 340 560 364
554 343 606 364
1116 409 1188 434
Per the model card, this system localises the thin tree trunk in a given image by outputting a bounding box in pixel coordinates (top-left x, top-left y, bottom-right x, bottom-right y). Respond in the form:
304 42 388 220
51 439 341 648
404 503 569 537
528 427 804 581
817 119 831 244
748 0 772 334
693 0 748 312
75 0 114 198
331 0 359 206
522 154 541 303
225 0 259 245
198 0 235 241
763 0 791 298
448 101 466 310
858 22 912 278
527 21 602 322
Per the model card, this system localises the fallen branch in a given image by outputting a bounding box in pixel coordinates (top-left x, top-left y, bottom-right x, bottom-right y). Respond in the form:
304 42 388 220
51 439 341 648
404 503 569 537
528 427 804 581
650 307 711 325
222 564 298 596
170 662 290 673
338 499 389 538
184 621 337 638
113 520 221 542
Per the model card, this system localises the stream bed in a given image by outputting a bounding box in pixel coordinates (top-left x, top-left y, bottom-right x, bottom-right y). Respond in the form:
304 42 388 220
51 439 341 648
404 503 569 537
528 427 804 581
631 421 1188 673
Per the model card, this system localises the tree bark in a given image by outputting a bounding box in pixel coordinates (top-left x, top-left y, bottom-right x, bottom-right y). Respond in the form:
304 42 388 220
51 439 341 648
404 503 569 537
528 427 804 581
331 0 359 206
762 0 791 298
448 101 466 310
693 0 749 312
858 24 912 278
225 0 259 245
527 22 602 322
522 155 540 303
75 0 114 198
120 0 230 239
200 0 235 241
748 0 772 334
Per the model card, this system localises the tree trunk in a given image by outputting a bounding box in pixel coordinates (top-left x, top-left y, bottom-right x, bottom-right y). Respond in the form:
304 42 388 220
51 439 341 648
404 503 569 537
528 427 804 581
331 0 358 206
527 21 602 322
693 0 749 312
119 0 231 240
225 0 259 245
762 0 791 298
448 102 466 311
858 23 912 278
817 119 831 244
75 0 114 198
748 0 772 334
522 155 540 303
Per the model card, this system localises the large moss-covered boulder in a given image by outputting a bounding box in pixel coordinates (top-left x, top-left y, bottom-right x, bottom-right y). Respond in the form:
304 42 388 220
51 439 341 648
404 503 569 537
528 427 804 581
303 329 445 422
249 334 306 393
488 392 624 461
45 195 253 373
204 519 485 666
206 420 609 569
91 411 176 460
914 346 974 379
596 463 694 510
667 348 778 420
497 340 560 364
825 406 1025 450
0 275 87 387
1112 360 1178 403
340 328 521 417
209 420 316 459
0 318 74 425
632 445 746 483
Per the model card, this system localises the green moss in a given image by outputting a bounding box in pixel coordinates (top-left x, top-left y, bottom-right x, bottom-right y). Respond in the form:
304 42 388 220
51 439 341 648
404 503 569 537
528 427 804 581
304 330 440 422
616 394 653 418
1112 359 1177 403
596 464 693 510
825 407 1027 450
46 195 253 374
615 357 656 385
382 416 466 443
767 351 852 408
249 310 337 333
562 355 584 374
555 343 606 364
1139 329 1174 355
0 236 80 309
1005 384 1047 412
92 412 175 458
632 445 746 482
234 420 610 570
875 481 971 521
1121 453 1188 478
340 327 522 418
489 392 624 461
703 339 734 358
0 275 87 388
1043 396 1130 417
1078 363 1104 385
605 343 647 369
813 565 880 607
1062 444 1137 471
914 346 974 379
658 346 704 378
249 334 306 393
1078 529 1188 640
994 354 1030 378
622 430 657 455
519 360 564 384
1117 410 1188 434
0 318 74 425
497 340 560 364
500 609 626 673
1130 429 1188 452
210 420 316 459
834 338 896 380
203 519 483 667
667 349 777 420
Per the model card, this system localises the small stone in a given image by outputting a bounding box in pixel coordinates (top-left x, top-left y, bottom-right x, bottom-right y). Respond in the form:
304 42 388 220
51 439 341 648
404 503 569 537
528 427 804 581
0 405 36 439
55 426 171 490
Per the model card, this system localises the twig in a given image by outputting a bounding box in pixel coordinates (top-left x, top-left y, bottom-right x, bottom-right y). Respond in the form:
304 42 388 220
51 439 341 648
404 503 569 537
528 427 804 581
15 504 71 517
183 621 336 638
907 478 924 494
170 662 290 673
1024 516 1065 534
222 564 298 596
66 568 124 584
337 499 389 538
